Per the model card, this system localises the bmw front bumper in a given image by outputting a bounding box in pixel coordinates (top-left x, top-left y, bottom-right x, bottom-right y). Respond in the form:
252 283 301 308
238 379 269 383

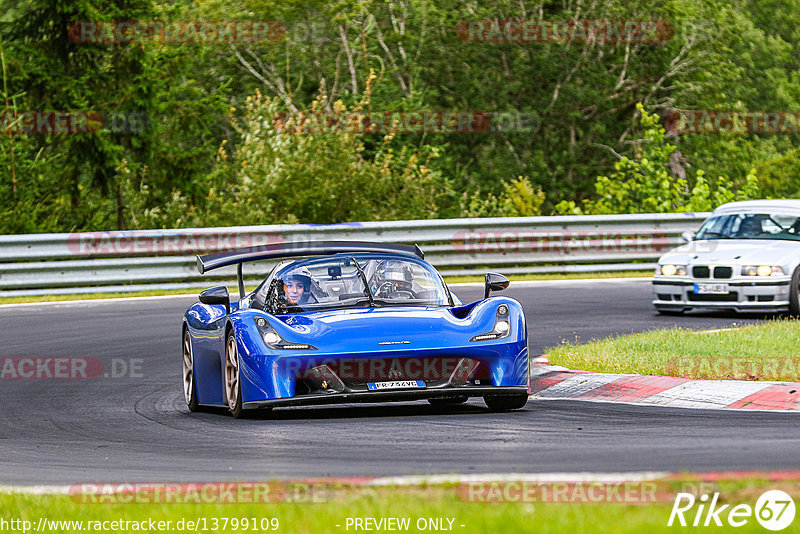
652 276 792 312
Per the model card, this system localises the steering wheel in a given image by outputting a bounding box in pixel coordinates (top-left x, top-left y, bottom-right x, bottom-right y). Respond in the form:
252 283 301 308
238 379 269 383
376 282 416 299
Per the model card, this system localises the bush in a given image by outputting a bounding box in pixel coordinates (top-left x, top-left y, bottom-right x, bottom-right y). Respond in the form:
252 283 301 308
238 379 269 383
197 78 453 225
460 176 545 217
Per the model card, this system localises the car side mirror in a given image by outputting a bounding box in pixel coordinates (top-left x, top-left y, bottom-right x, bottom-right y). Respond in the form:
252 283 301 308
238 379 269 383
484 273 510 298
199 286 230 314
681 230 695 243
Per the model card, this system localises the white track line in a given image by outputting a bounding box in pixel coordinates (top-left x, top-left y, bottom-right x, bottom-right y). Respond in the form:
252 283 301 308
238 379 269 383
691 328 740 335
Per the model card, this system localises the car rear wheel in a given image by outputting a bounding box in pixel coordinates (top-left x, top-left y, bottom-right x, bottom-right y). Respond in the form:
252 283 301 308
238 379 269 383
484 393 529 412
182 329 199 412
428 396 468 406
790 267 800 316
225 330 244 418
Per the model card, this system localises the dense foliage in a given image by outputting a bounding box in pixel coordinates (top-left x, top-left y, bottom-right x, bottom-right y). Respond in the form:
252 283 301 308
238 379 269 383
1 0 798 232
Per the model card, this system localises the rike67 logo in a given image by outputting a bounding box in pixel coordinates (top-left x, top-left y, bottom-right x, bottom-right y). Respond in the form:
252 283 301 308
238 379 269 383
668 490 795 530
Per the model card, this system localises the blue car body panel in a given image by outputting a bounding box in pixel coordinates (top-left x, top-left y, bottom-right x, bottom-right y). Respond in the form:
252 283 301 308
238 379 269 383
184 252 529 409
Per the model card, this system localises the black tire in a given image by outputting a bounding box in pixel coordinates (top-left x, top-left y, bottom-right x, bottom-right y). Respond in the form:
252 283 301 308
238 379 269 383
182 329 199 412
484 393 529 412
428 396 468 406
225 329 244 418
790 266 800 316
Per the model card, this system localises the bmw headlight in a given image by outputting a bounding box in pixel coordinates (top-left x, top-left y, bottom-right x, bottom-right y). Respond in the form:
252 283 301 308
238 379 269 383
659 264 687 276
742 265 784 276
254 317 317 350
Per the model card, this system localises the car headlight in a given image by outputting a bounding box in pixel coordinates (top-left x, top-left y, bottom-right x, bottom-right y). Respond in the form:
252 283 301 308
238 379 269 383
254 317 317 350
659 264 687 276
470 305 511 342
742 265 784 276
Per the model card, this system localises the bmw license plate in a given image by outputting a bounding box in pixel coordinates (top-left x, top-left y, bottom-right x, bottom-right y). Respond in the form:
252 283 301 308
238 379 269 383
693 283 729 294
367 380 425 390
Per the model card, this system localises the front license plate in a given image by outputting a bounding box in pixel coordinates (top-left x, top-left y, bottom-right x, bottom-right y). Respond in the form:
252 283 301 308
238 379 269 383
693 283 729 294
367 380 425 390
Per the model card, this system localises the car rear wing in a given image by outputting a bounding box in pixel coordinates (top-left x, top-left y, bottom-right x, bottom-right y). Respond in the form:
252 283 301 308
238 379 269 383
196 240 425 298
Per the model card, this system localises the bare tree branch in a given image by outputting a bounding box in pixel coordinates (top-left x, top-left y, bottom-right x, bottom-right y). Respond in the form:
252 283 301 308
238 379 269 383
229 43 297 112
338 23 359 94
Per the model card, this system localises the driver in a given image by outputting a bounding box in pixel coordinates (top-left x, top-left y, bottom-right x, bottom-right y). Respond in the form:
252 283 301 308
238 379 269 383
283 267 314 305
377 260 414 296
737 217 763 238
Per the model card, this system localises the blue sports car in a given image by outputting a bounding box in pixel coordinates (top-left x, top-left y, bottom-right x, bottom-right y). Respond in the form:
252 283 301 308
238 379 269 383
182 241 529 417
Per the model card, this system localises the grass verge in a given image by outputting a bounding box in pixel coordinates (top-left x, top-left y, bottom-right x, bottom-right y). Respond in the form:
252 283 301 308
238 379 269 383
546 319 800 380
0 271 652 305
1 478 794 534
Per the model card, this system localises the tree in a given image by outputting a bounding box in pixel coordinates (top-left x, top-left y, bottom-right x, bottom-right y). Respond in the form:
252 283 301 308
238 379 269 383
196 79 454 225
555 103 761 214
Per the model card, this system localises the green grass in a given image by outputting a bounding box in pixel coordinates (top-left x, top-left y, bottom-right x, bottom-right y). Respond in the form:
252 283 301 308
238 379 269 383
0 271 652 305
546 320 800 380
1 479 793 534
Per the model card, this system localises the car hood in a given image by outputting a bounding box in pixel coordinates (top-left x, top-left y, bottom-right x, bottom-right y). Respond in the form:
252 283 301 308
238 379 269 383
659 239 800 267
268 303 511 353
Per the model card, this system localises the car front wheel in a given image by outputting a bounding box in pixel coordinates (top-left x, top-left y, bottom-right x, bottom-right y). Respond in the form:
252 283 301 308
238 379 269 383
182 329 199 412
790 267 800 316
225 330 244 418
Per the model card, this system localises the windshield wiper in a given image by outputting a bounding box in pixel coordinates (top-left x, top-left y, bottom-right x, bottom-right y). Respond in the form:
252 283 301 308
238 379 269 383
350 257 374 308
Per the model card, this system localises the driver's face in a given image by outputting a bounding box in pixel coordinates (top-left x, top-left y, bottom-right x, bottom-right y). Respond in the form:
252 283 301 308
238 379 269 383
284 280 305 304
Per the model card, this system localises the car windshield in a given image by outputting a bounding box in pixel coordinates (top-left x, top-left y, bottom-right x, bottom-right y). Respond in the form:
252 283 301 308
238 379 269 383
695 213 800 241
257 254 450 313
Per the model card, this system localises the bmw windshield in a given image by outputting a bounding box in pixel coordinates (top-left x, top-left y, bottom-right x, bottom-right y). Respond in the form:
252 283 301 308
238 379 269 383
256 254 451 313
695 213 800 241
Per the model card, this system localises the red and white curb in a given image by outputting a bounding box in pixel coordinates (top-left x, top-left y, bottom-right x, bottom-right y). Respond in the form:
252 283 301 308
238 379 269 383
530 363 800 412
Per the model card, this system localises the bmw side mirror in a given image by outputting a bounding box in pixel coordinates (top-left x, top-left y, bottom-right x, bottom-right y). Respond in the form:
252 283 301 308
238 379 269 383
199 286 230 314
484 273 510 298
681 230 695 243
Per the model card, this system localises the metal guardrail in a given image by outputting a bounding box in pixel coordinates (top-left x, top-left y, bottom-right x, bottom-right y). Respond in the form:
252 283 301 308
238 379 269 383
0 212 710 297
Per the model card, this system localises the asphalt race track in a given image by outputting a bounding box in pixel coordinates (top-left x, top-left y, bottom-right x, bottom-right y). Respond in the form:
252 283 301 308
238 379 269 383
1 278 798 485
